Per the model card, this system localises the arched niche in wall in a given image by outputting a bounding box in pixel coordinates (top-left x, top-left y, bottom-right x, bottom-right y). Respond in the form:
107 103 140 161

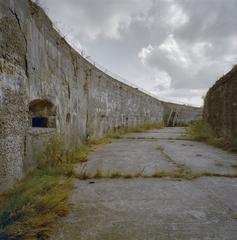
29 99 56 128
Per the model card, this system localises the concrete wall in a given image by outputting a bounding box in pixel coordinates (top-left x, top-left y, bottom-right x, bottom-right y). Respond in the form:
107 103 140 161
162 102 202 127
87 69 164 139
204 65 237 140
0 0 201 191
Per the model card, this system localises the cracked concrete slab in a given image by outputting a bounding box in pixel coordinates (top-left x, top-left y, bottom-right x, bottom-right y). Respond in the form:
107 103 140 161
52 127 237 239
77 127 237 176
52 178 237 240
158 139 237 174
76 139 176 175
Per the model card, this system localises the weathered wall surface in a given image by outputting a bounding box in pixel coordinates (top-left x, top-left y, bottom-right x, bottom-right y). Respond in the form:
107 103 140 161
0 0 88 190
0 0 201 191
204 65 237 139
87 70 164 138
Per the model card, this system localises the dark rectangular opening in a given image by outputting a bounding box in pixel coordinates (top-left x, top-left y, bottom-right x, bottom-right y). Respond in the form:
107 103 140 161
32 117 48 128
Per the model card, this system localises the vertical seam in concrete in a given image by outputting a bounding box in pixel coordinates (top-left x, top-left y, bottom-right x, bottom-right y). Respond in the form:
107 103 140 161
8 7 29 78
85 67 90 140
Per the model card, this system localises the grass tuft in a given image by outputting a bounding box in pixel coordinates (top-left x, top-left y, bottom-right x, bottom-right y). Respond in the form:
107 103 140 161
109 172 122 179
66 145 92 164
76 171 91 180
94 169 103 178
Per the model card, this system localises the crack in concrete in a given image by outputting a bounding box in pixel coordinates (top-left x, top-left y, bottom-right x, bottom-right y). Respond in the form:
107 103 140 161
9 7 29 78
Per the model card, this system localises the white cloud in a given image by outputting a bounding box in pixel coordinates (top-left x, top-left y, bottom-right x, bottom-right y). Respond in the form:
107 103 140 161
42 0 154 41
138 44 154 64
158 34 189 67
138 33 237 93
38 0 237 106
165 3 189 29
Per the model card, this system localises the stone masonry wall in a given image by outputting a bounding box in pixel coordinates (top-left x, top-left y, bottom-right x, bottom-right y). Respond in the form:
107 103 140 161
204 65 237 140
0 0 201 191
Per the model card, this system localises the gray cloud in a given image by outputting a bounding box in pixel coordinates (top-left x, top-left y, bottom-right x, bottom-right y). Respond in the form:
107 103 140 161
37 0 237 106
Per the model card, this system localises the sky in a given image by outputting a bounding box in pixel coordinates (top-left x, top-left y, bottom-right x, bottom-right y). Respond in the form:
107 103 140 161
36 0 237 106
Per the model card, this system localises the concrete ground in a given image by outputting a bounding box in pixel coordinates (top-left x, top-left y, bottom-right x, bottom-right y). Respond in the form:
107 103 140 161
52 127 237 240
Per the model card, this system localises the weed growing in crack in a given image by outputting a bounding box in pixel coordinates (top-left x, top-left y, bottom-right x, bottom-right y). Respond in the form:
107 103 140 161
94 169 103 178
74 169 237 181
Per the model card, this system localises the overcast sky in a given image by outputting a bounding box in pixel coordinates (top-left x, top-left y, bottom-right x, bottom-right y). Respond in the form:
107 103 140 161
37 0 237 106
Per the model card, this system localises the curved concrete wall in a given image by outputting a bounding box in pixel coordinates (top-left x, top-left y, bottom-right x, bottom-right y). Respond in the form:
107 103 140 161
204 65 237 139
0 0 201 190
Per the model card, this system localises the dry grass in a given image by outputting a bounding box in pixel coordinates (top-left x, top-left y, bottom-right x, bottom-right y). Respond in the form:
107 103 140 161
75 171 142 180
66 145 91 164
42 135 93 166
42 135 66 166
0 165 73 239
0 135 83 240
75 168 237 181
109 172 123 179
94 169 103 178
